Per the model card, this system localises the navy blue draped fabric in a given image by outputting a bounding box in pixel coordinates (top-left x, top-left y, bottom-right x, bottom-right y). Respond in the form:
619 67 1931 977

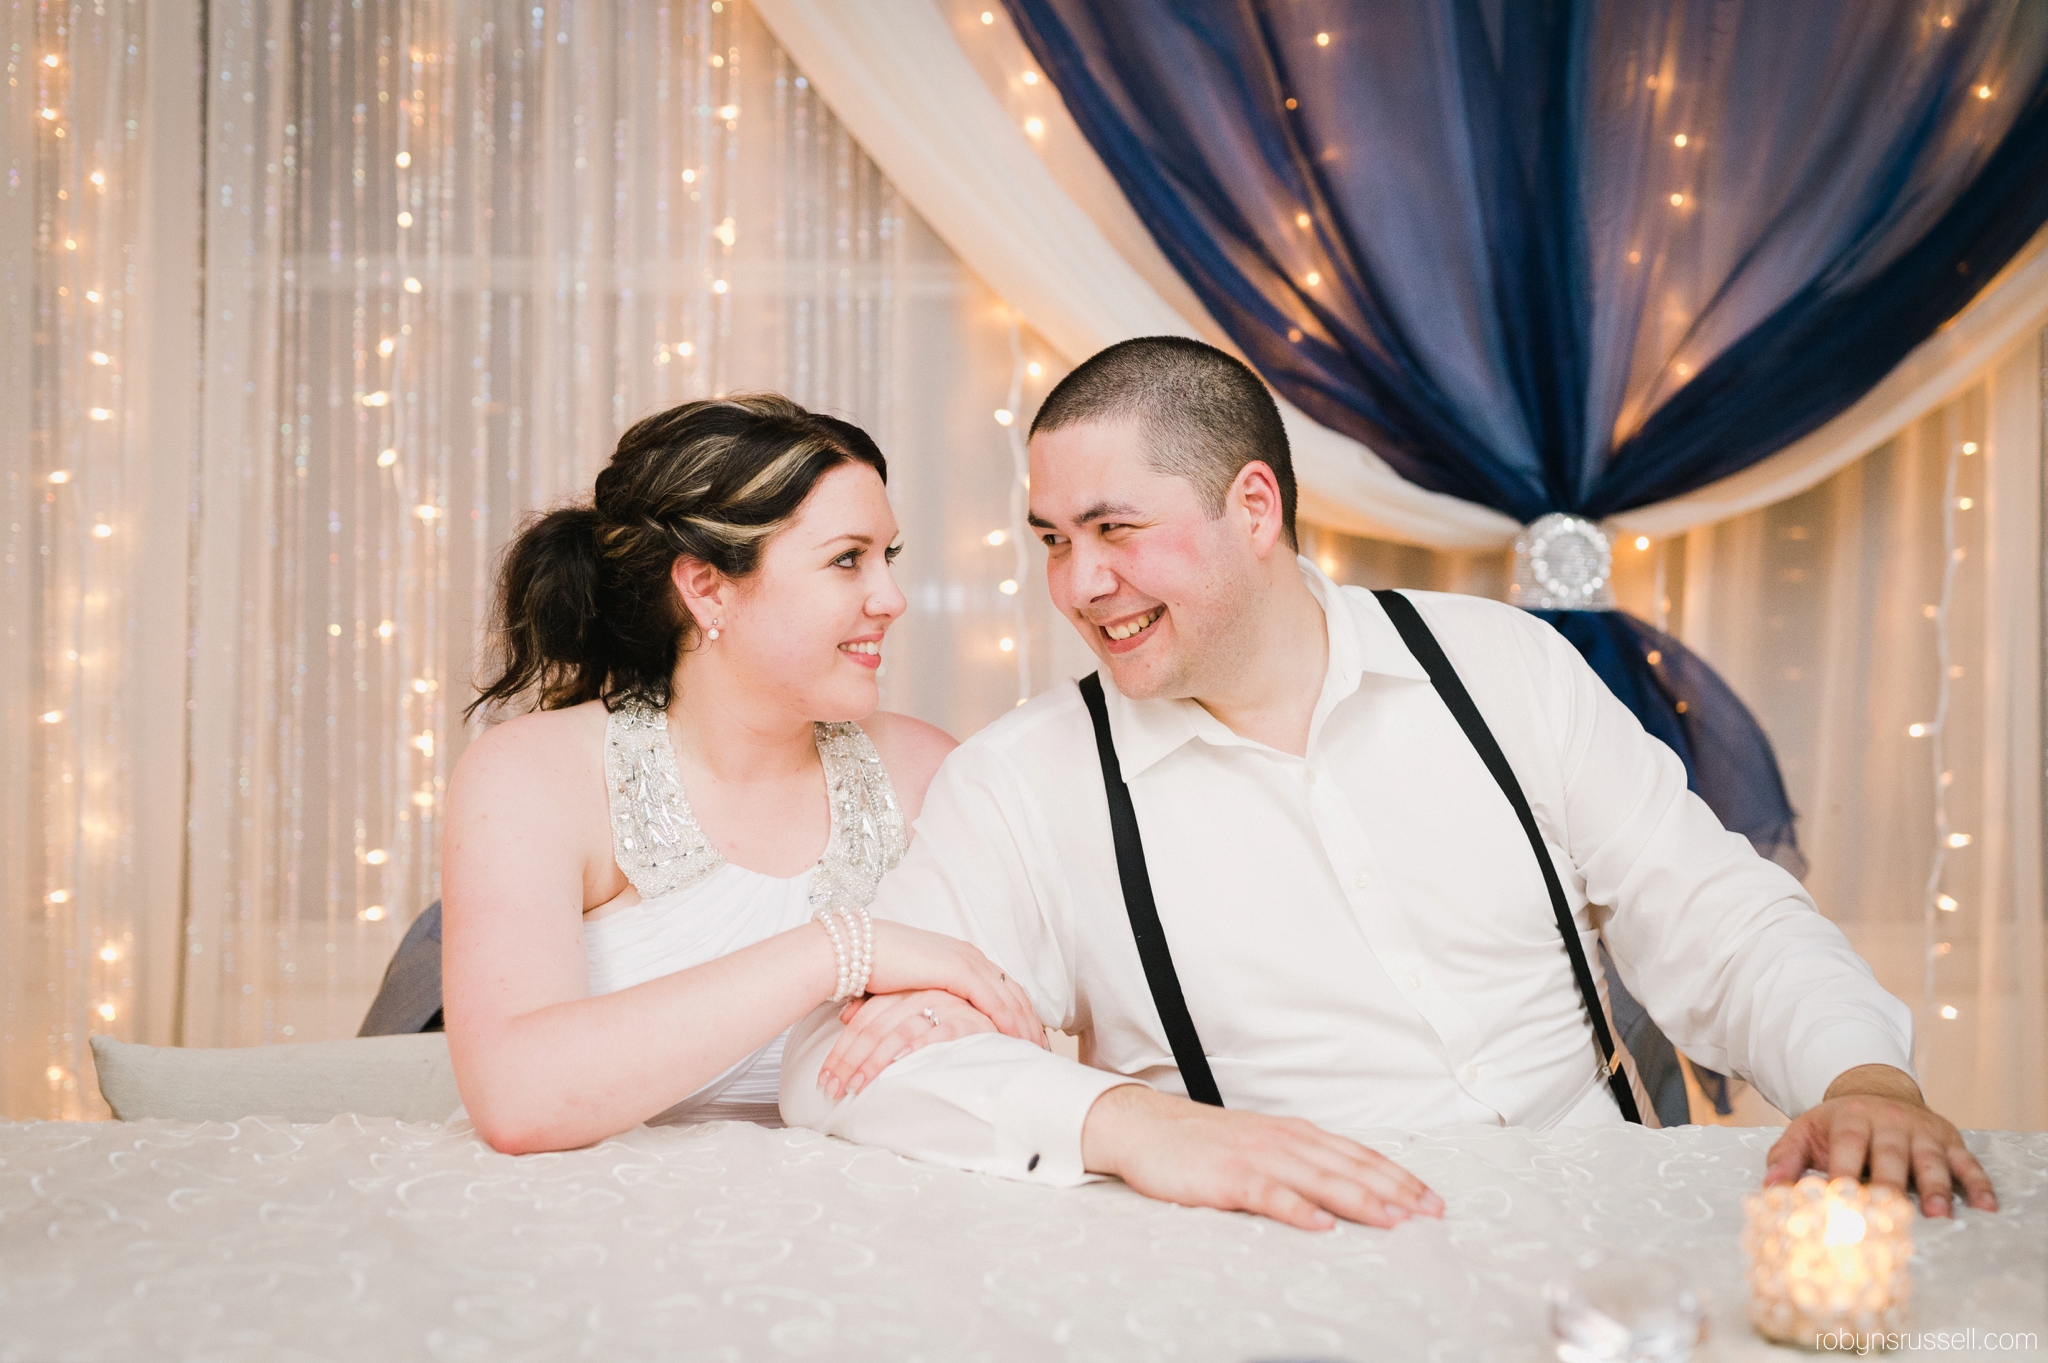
1533 610 1800 867
1006 0 2048 874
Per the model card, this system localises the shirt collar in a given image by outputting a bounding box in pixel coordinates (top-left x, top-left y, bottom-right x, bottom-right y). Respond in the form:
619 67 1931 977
1312 556 1434 686
1097 556 1431 778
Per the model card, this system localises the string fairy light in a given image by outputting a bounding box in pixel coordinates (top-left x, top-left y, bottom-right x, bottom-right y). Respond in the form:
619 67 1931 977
1918 434 1968 1044
0 0 156 1117
999 319 1033 706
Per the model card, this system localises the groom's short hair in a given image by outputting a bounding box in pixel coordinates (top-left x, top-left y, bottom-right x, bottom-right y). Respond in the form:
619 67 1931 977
1031 336 1297 548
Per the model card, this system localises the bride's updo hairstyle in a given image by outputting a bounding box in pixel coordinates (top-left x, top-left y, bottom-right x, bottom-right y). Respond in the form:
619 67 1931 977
469 394 887 719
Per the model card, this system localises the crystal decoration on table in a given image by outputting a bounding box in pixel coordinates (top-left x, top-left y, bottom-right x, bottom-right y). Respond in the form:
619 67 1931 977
1743 1174 1913 1346
1510 513 1617 610
1545 1253 1706 1363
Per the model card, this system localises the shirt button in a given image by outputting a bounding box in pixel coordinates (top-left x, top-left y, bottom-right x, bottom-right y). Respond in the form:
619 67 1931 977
1465 1063 1481 1079
1353 870 1371 890
1306 769 1319 785
1405 972 1423 990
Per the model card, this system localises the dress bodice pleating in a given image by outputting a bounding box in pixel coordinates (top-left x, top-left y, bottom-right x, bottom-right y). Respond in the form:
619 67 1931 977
584 698 906 1125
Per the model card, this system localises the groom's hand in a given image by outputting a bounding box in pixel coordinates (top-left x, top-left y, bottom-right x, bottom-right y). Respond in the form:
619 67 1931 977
1763 1063 1997 1218
1080 1084 1444 1231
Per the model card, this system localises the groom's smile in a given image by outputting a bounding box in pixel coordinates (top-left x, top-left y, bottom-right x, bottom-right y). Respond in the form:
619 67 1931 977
1096 605 1164 650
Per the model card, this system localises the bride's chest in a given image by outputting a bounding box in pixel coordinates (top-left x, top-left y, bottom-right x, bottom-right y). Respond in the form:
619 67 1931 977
673 768 832 879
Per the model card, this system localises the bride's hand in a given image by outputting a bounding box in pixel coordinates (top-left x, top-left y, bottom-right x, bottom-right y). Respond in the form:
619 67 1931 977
858 920 1043 1044
818 989 1012 1099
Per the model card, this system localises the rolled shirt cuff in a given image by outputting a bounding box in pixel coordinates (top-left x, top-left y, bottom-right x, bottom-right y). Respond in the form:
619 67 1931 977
1778 1020 1917 1117
811 1031 1144 1187
992 1049 1146 1185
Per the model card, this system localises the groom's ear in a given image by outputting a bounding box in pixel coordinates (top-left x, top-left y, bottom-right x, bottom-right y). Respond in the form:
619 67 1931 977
670 555 729 628
1229 459 1289 559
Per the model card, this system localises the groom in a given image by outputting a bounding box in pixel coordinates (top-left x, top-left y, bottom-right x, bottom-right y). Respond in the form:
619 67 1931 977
781 336 1996 1230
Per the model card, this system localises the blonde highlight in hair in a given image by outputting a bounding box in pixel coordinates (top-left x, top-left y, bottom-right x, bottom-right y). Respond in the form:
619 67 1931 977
470 394 887 719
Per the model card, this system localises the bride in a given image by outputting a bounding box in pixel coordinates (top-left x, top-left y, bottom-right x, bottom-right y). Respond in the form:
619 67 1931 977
440 394 1044 1153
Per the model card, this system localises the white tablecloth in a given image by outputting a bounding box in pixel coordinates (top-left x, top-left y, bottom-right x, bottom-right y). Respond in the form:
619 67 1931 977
1 1117 2041 1361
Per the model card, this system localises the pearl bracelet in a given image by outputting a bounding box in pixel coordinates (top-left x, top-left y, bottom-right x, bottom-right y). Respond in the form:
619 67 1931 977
816 909 853 1002
842 904 873 998
817 905 874 1003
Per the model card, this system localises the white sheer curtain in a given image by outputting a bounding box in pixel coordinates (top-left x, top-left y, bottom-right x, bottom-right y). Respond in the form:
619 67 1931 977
2 0 201 1120
1672 338 2045 1131
4 0 1070 1117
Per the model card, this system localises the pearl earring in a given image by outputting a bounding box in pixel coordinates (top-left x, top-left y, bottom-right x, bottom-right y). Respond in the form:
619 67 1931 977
706 619 722 641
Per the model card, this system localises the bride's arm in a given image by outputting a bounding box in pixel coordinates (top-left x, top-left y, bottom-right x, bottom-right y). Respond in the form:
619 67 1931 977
441 710 1035 1155
440 709 841 1153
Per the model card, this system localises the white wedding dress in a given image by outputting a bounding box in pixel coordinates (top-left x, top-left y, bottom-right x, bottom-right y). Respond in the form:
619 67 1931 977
579 698 906 1126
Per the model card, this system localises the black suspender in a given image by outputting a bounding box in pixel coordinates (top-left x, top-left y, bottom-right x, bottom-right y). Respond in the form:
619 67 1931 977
1078 672 1224 1107
1075 590 1642 1125
1372 590 1641 1124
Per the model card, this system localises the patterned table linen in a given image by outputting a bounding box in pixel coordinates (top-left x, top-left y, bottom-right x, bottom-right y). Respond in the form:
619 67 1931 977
0 1117 2041 1361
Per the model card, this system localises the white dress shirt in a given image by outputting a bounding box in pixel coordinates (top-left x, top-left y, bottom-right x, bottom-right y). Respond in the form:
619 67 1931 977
781 561 1914 1185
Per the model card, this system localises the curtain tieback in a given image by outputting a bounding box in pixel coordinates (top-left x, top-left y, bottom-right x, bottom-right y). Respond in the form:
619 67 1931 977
1509 513 1615 610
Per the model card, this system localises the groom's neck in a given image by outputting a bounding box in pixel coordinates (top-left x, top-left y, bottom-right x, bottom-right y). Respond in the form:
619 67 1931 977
1188 566 1329 758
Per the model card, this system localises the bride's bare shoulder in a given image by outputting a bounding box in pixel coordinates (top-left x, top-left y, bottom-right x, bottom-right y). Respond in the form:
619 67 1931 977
454 699 610 792
858 710 957 820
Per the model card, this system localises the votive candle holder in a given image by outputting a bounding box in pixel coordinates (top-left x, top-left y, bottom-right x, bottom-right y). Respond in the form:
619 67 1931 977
1742 1173 1913 1347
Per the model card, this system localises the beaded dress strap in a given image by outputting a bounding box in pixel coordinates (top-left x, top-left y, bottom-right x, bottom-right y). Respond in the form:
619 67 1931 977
602 699 907 903
604 699 723 899
808 721 908 913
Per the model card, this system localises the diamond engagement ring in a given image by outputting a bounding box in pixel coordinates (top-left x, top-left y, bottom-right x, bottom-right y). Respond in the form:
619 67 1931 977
921 1007 940 1029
